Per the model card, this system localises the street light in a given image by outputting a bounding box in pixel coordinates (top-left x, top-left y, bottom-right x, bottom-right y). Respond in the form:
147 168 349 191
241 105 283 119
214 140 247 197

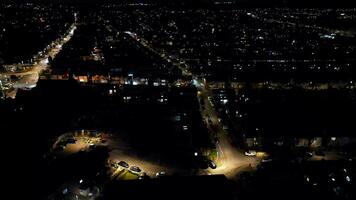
194 152 198 156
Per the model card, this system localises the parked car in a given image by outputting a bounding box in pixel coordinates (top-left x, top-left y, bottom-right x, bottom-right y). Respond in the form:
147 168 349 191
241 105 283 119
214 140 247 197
139 172 149 180
118 161 129 168
156 171 167 177
305 152 313 158
261 158 273 163
130 166 142 173
244 150 257 156
207 160 217 169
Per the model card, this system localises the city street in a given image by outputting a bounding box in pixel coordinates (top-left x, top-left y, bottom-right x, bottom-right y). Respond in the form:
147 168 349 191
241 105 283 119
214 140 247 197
197 79 259 178
0 23 77 98
122 29 260 178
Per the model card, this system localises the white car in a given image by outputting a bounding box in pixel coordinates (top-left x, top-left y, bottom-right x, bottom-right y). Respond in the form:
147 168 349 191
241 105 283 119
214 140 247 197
244 150 257 156
261 158 273 163
156 171 167 177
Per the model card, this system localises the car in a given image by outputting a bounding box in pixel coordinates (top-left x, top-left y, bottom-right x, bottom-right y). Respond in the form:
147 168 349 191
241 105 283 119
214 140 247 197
118 161 129 168
207 160 217 169
130 166 141 173
305 152 313 158
139 172 148 180
244 150 257 156
156 171 167 177
261 158 273 163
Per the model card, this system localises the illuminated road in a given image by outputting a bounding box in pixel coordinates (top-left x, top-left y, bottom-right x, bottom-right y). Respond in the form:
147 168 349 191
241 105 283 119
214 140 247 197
197 80 259 178
0 23 77 98
133 35 192 76
102 19 192 77
97 23 259 178
119 27 260 178
135 33 261 177
247 11 356 37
